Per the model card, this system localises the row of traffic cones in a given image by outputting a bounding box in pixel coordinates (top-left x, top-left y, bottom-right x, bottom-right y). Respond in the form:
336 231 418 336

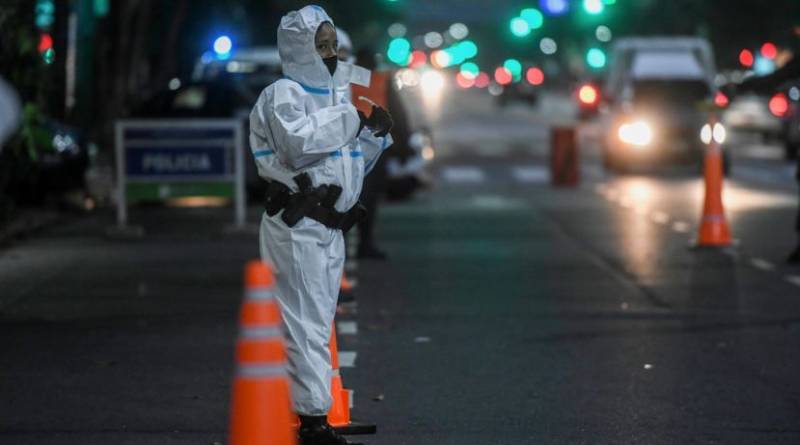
228 261 373 444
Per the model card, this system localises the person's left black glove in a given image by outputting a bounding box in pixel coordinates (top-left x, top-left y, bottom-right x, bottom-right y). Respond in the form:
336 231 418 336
366 105 393 138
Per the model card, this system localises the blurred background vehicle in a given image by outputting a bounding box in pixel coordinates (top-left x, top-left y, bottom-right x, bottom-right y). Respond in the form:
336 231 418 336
722 93 782 141
496 81 539 107
774 80 800 159
136 43 432 203
599 37 728 173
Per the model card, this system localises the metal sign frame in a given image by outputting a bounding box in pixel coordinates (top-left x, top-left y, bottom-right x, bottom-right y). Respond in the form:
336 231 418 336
114 118 246 229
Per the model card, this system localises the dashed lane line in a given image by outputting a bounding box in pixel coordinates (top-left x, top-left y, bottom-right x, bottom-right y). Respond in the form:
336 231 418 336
511 166 549 183
749 258 776 272
339 351 357 368
785 275 800 287
337 321 358 335
441 166 486 183
651 211 670 225
672 221 691 233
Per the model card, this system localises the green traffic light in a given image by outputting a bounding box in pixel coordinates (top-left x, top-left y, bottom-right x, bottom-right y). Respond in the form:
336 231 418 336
387 37 411 65
520 8 544 29
460 62 480 77
583 0 604 14
459 40 478 59
510 17 531 37
586 48 606 68
503 58 522 81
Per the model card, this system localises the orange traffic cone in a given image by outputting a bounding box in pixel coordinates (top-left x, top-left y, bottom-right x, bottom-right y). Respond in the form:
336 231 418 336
327 326 351 428
695 115 733 247
289 325 376 435
229 261 297 445
338 272 356 304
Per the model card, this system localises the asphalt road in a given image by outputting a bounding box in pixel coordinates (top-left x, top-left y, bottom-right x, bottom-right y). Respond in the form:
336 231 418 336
1 89 799 444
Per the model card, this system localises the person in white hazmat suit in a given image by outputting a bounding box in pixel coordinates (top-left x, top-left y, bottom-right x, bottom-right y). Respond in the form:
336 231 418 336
248 5 392 445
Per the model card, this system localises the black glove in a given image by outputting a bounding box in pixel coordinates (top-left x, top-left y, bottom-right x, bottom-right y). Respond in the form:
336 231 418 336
357 110 368 137
365 105 393 138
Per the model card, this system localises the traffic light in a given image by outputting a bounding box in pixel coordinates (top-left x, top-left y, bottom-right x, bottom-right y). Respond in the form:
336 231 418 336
586 48 607 69
582 0 604 15
387 37 411 65
494 67 513 85
739 49 754 68
458 40 478 59
503 58 522 81
769 92 789 117
510 17 531 37
35 0 55 30
578 84 599 106
94 0 110 17
37 33 53 54
460 62 480 78
761 42 778 60
526 67 545 86
520 8 544 30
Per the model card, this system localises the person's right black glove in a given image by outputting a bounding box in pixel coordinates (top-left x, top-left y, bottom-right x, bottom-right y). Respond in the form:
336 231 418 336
357 110 368 136
365 105 393 138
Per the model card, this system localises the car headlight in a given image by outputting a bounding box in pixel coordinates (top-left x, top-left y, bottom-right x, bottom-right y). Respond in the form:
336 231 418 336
618 120 653 147
700 123 726 144
420 70 445 97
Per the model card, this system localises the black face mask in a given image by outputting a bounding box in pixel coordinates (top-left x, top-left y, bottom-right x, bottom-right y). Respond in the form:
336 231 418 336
323 55 338 76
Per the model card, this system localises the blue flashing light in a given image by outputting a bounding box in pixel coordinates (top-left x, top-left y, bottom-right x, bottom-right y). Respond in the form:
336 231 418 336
754 56 776 76
213 35 233 58
540 0 569 16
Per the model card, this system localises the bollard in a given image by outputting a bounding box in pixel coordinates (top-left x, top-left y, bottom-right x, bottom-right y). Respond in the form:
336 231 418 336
550 126 580 187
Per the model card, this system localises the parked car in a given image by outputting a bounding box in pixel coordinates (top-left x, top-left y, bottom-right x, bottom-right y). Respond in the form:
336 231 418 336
139 46 432 202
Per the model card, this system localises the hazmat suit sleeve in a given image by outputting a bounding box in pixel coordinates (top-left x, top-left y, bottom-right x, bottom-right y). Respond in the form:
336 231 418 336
268 81 361 170
360 131 393 175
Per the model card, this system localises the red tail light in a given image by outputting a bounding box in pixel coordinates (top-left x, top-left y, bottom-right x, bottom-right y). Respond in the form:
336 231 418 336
769 92 789 117
578 84 599 106
714 91 729 108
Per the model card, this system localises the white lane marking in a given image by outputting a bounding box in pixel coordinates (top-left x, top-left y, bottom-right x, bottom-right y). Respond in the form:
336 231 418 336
651 211 670 225
512 166 549 183
785 275 800 287
672 221 691 233
470 194 525 209
441 166 486 183
337 321 358 335
749 258 775 272
339 351 357 368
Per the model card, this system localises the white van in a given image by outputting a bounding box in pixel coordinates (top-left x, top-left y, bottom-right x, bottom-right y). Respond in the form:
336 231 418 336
601 37 727 172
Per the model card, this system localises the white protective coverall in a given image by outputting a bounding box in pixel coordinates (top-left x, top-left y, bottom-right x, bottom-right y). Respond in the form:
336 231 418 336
249 5 392 416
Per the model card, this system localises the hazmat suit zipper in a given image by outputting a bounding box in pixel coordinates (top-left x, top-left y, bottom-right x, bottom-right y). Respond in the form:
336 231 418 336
330 78 354 212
